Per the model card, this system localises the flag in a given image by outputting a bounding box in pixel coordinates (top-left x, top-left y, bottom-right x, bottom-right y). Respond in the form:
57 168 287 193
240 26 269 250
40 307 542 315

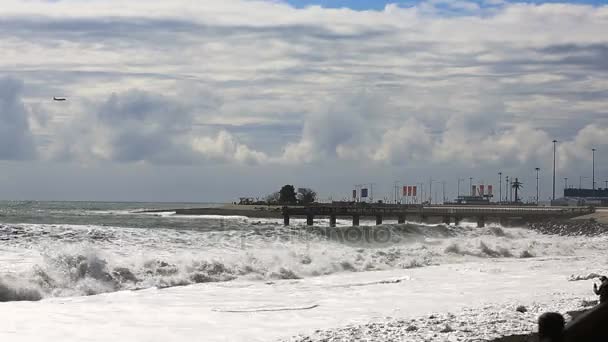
402 186 407 197
479 185 485 196
352 190 357 199
488 185 493 195
472 185 477 196
361 188 368 198
412 186 417 197
407 186 412 197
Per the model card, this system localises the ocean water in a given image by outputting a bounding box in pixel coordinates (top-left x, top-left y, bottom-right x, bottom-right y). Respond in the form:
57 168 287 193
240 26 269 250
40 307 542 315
0 201 606 341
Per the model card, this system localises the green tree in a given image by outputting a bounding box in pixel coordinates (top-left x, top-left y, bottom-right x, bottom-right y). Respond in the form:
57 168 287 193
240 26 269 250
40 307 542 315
512 178 523 203
279 185 297 204
297 188 317 205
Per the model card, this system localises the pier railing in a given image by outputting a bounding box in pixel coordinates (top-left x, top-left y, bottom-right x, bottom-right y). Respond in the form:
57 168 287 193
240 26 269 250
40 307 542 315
282 205 594 227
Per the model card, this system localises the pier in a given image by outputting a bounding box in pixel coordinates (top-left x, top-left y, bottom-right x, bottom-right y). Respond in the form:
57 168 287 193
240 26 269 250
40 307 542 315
282 204 594 227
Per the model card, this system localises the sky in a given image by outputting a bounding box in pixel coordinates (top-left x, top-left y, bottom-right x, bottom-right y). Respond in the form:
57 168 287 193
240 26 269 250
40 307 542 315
287 0 607 10
0 0 607 202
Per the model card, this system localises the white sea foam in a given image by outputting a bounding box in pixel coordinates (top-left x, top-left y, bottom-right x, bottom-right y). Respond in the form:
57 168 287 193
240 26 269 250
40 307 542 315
1 221 608 302
0 255 602 342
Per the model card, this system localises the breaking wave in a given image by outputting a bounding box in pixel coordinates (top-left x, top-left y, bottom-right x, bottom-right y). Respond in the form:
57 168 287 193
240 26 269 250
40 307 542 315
1 221 607 302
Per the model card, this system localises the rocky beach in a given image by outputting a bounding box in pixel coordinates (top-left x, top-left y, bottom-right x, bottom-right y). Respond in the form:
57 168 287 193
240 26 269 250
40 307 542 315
284 297 595 342
280 214 608 342
528 219 608 236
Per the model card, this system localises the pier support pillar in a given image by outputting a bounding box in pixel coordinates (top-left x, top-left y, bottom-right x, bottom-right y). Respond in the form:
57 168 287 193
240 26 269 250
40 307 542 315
454 217 462 226
398 215 406 224
330 215 337 228
443 216 451 225
352 215 360 226
306 215 314 226
421 215 428 223
284 215 290 226
499 217 509 227
477 216 486 228
376 215 383 226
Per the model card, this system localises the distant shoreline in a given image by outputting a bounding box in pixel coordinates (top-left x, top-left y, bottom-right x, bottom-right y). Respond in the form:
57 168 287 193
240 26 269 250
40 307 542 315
140 204 288 218
138 204 607 225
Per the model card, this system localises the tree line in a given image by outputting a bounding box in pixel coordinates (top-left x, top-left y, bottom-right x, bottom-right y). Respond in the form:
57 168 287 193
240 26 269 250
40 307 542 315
265 185 317 205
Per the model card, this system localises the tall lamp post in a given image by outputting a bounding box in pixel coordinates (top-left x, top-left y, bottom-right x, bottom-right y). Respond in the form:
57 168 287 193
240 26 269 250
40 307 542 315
498 172 502 204
592 148 596 190
564 177 568 191
509 177 513 203
419 183 425 204
579 176 588 190
431 180 443 204
552 140 557 201
505 176 509 203
393 181 400 204
469 177 473 196
535 168 540 204
457 178 464 198
429 178 433 204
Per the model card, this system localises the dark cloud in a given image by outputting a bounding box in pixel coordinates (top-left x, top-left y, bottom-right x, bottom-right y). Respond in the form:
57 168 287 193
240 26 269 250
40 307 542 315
539 43 608 71
0 16 388 46
94 90 199 163
0 77 37 160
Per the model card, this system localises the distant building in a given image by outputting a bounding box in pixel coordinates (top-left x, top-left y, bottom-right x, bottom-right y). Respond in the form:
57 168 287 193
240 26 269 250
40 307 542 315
555 188 608 206
564 188 608 198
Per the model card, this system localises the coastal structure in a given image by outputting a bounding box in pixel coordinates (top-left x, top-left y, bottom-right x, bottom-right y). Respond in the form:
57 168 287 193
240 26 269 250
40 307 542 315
554 188 608 206
282 204 593 227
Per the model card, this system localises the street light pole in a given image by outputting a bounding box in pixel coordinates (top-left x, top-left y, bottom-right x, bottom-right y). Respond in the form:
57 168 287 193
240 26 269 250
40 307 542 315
457 178 462 198
394 181 402 204
498 172 502 204
469 177 473 196
552 140 557 201
510 177 513 202
592 148 596 190
505 176 509 203
579 176 587 189
442 181 446 204
429 178 433 204
564 177 568 191
535 168 540 204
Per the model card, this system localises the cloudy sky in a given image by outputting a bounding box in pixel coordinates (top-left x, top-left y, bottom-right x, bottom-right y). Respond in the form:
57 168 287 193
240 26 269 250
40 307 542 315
0 0 607 202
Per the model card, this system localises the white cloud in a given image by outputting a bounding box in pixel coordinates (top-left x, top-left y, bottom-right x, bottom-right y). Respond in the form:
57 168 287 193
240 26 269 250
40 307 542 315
0 0 606 180
371 119 434 164
192 131 268 165
560 124 608 169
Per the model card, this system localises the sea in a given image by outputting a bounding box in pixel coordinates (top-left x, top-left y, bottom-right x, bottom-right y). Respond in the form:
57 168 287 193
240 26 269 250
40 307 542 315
0 201 606 341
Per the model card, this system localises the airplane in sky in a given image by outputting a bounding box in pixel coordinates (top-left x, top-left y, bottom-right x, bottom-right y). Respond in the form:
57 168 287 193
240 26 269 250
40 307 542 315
53 97 67 101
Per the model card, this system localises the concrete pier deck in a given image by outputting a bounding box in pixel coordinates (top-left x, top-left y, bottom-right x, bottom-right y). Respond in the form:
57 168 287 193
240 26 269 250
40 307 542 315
282 204 594 227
